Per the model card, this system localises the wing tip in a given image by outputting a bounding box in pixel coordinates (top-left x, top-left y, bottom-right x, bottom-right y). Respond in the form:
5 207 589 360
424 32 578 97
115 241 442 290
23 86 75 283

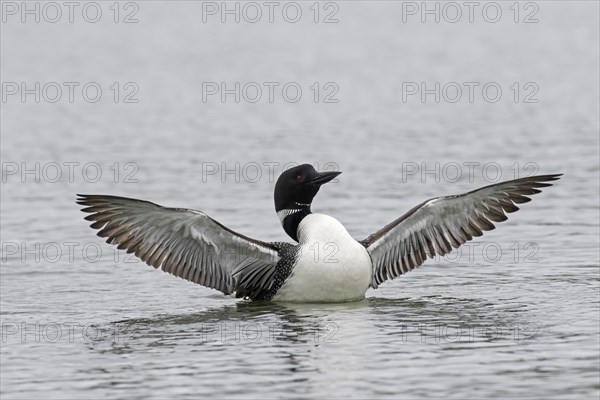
531 173 563 184
76 193 87 205
76 194 105 207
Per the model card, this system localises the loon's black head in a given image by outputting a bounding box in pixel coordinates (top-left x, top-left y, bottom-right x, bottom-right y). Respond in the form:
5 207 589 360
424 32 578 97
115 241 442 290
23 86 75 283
274 164 341 241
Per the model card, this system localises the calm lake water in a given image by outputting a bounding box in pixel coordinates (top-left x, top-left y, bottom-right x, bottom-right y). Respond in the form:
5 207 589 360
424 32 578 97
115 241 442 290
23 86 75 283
1 1 599 399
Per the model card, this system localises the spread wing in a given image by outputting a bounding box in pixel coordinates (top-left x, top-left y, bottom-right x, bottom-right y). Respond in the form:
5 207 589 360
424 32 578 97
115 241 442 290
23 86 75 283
361 174 562 288
76 194 282 296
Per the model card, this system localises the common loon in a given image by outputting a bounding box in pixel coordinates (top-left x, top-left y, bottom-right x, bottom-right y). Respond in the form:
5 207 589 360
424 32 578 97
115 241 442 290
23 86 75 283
77 164 561 302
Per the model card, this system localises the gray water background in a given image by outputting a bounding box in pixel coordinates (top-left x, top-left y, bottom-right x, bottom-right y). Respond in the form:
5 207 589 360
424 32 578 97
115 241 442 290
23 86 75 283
1 1 599 399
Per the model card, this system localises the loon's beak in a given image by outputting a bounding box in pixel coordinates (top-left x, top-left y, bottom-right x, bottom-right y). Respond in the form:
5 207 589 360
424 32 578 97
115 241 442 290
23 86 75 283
309 171 342 185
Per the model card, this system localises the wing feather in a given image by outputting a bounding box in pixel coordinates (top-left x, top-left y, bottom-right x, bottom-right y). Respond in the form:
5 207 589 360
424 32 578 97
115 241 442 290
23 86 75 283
77 194 282 296
362 174 562 288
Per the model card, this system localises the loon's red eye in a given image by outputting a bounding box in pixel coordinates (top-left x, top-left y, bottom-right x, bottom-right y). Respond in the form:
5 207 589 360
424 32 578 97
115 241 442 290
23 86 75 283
296 174 304 182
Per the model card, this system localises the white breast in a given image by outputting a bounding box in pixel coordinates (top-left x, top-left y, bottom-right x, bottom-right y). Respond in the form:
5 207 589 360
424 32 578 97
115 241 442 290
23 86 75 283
272 214 373 303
